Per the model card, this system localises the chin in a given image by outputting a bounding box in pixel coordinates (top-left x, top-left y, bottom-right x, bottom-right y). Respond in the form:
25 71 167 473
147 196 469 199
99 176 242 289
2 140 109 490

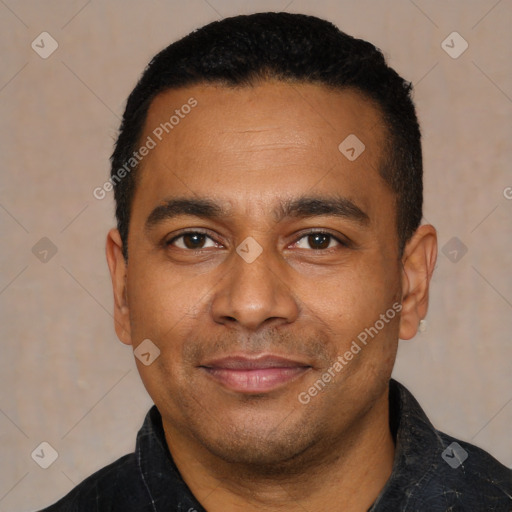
189 410 324 472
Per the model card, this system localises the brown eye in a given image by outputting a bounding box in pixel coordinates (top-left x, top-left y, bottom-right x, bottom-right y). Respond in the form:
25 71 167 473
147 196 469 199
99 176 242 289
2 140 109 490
183 233 206 249
295 232 340 250
169 232 217 250
307 233 331 249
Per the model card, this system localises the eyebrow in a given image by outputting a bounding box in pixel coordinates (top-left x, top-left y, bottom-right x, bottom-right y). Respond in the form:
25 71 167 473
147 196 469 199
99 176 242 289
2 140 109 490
274 196 370 225
145 198 224 231
144 195 370 231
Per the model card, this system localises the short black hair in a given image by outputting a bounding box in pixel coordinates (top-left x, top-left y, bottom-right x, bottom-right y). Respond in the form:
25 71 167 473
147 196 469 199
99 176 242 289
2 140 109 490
111 12 422 259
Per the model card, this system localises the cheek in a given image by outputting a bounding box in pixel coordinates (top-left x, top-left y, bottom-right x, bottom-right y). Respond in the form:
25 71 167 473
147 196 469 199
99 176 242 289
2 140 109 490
126 260 209 346
125 262 207 404
301 259 399 321
294 257 401 364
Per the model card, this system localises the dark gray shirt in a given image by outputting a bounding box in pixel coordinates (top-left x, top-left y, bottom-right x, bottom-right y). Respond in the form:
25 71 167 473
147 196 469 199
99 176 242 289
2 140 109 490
39 380 512 511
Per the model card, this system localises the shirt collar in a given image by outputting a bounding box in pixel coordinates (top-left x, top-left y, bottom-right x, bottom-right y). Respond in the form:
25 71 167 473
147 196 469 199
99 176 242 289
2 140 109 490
135 379 438 511
369 379 446 510
136 406 206 511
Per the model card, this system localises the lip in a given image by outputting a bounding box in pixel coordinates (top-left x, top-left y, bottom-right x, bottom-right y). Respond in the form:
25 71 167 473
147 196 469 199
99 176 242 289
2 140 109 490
200 354 312 393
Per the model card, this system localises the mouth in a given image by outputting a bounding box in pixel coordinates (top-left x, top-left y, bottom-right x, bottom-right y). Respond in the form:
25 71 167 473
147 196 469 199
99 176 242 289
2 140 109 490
199 354 312 393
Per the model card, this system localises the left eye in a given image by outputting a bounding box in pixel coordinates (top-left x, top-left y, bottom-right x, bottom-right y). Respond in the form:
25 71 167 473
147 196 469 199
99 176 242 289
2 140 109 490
169 232 218 250
294 233 341 250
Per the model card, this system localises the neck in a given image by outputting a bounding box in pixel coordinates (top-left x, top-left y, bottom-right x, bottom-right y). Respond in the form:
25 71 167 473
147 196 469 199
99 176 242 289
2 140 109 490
164 389 394 512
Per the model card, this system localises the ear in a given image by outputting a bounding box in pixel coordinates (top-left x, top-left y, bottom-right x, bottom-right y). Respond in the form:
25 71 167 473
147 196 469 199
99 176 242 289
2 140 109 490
106 228 132 345
399 224 437 340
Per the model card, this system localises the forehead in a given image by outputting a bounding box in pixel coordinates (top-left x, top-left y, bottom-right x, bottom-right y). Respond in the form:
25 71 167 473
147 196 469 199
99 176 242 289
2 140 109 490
143 81 386 156
133 81 391 222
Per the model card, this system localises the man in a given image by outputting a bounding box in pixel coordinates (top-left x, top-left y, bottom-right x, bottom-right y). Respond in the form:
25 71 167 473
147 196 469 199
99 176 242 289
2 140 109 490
42 12 511 512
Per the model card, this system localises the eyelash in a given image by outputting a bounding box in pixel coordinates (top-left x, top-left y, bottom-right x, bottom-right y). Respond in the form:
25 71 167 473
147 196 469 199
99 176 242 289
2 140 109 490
166 229 349 251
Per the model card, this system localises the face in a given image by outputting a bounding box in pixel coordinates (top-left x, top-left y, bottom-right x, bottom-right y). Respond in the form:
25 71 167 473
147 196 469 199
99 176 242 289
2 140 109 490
108 81 430 469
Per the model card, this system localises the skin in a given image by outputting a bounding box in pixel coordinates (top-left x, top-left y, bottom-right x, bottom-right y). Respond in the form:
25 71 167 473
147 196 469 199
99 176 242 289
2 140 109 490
106 81 437 511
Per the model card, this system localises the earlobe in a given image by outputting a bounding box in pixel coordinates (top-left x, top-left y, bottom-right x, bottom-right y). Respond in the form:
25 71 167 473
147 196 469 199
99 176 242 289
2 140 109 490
106 228 132 345
398 224 437 340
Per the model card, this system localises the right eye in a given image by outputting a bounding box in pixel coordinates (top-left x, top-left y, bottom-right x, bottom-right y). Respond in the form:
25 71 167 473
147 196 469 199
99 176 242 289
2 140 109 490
167 232 220 250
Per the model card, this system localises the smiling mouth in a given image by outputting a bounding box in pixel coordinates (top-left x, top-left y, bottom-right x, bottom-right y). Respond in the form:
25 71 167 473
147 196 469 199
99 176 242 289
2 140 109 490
199 355 312 393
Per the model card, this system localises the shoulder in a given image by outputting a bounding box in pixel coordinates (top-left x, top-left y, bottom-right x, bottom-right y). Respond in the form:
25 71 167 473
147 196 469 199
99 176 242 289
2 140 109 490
418 429 512 511
382 380 512 511
37 453 151 512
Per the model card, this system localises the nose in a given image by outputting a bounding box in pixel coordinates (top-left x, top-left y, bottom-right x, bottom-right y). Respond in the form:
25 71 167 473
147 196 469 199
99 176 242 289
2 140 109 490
210 245 299 331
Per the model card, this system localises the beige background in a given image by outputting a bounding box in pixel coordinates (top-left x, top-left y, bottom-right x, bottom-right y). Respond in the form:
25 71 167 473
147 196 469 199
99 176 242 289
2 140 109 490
0 1 511 510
